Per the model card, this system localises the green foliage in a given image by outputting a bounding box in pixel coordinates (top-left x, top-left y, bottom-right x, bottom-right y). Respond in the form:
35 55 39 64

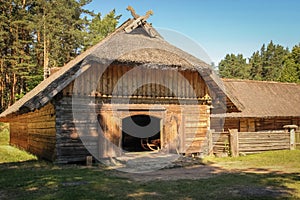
83 9 121 50
280 45 300 83
219 41 300 83
260 41 289 81
249 51 263 80
205 150 300 172
218 54 250 79
0 1 120 112
0 124 37 162
0 123 9 145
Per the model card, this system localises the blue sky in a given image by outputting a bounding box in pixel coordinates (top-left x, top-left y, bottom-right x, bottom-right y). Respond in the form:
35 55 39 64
84 0 300 65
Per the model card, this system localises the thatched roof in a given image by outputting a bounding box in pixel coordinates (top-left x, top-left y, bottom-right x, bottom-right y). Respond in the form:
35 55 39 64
0 18 228 121
223 79 300 118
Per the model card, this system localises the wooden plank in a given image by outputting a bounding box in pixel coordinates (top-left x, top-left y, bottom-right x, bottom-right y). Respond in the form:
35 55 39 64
296 132 300 149
102 67 108 96
194 72 200 98
112 65 118 96
108 66 113 96
167 70 172 97
239 146 290 153
173 70 178 97
239 142 290 148
229 129 239 157
116 65 122 96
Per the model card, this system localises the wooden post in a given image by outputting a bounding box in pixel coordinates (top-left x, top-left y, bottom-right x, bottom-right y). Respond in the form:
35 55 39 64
207 129 213 156
290 129 296 150
86 156 93 167
229 129 239 157
284 125 298 150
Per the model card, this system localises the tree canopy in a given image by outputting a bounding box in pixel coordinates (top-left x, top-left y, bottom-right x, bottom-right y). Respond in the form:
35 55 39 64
218 41 300 83
0 0 120 112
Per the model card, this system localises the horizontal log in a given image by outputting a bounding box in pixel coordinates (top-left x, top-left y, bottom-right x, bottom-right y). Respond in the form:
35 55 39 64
184 128 208 134
28 135 56 142
58 147 91 156
239 142 289 148
239 140 290 145
238 132 286 136
28 121 56 129
24 117 55 123
185 137 206 142
185 123 208 128
28 128 56 135
55 155 90 163
240 147 290 153
239 136 289 140
185 131 206 136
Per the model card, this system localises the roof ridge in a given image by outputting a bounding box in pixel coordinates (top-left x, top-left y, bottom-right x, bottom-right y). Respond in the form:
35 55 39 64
222 78 300 85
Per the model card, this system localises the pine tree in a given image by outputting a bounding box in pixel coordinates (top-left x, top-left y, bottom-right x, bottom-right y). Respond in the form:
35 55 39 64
83 9 121 50
218 54 250 79
280 45 300 83
0 1 120 112
249 51 263 80
261 41 288 81
31 0 93 79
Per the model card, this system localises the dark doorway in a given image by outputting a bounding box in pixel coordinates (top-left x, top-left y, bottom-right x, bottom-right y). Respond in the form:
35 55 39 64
122 115 161 152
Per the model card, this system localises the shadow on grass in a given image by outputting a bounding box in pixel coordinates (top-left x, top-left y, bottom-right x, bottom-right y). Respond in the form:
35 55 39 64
0 160 299 200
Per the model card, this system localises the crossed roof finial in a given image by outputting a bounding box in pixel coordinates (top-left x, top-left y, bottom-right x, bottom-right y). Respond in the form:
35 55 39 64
127 6 153 21
127 6 140 19
125 6 157 37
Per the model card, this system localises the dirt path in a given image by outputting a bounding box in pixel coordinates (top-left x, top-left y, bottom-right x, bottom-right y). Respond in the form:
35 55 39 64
112 163 229 182
113 162 289 182
101 153 295 183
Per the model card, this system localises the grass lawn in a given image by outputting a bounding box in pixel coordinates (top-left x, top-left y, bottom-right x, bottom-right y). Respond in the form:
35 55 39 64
0 123 37 163
1 124 300 199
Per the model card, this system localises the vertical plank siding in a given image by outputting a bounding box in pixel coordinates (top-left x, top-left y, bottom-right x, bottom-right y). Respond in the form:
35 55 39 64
296 131 300 149
10 103 56 161
63 65 208 100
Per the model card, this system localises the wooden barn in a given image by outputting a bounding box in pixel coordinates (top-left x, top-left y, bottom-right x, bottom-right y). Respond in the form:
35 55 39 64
0 14 232 163
212 79 300 132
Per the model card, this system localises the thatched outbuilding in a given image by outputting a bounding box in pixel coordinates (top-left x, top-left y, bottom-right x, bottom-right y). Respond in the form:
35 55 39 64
0 16 232 163
212 79 300 132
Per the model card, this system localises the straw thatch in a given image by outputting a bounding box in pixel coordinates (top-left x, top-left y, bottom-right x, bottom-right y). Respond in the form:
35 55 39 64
0 18 227 121
223 79 300 117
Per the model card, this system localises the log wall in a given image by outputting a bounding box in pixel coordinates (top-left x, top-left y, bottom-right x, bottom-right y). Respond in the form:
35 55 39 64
10 103 56 160
211 117 300 132
55 96 100 163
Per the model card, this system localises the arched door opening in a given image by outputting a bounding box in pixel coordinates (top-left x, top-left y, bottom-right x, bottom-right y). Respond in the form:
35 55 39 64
122 115 161 152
